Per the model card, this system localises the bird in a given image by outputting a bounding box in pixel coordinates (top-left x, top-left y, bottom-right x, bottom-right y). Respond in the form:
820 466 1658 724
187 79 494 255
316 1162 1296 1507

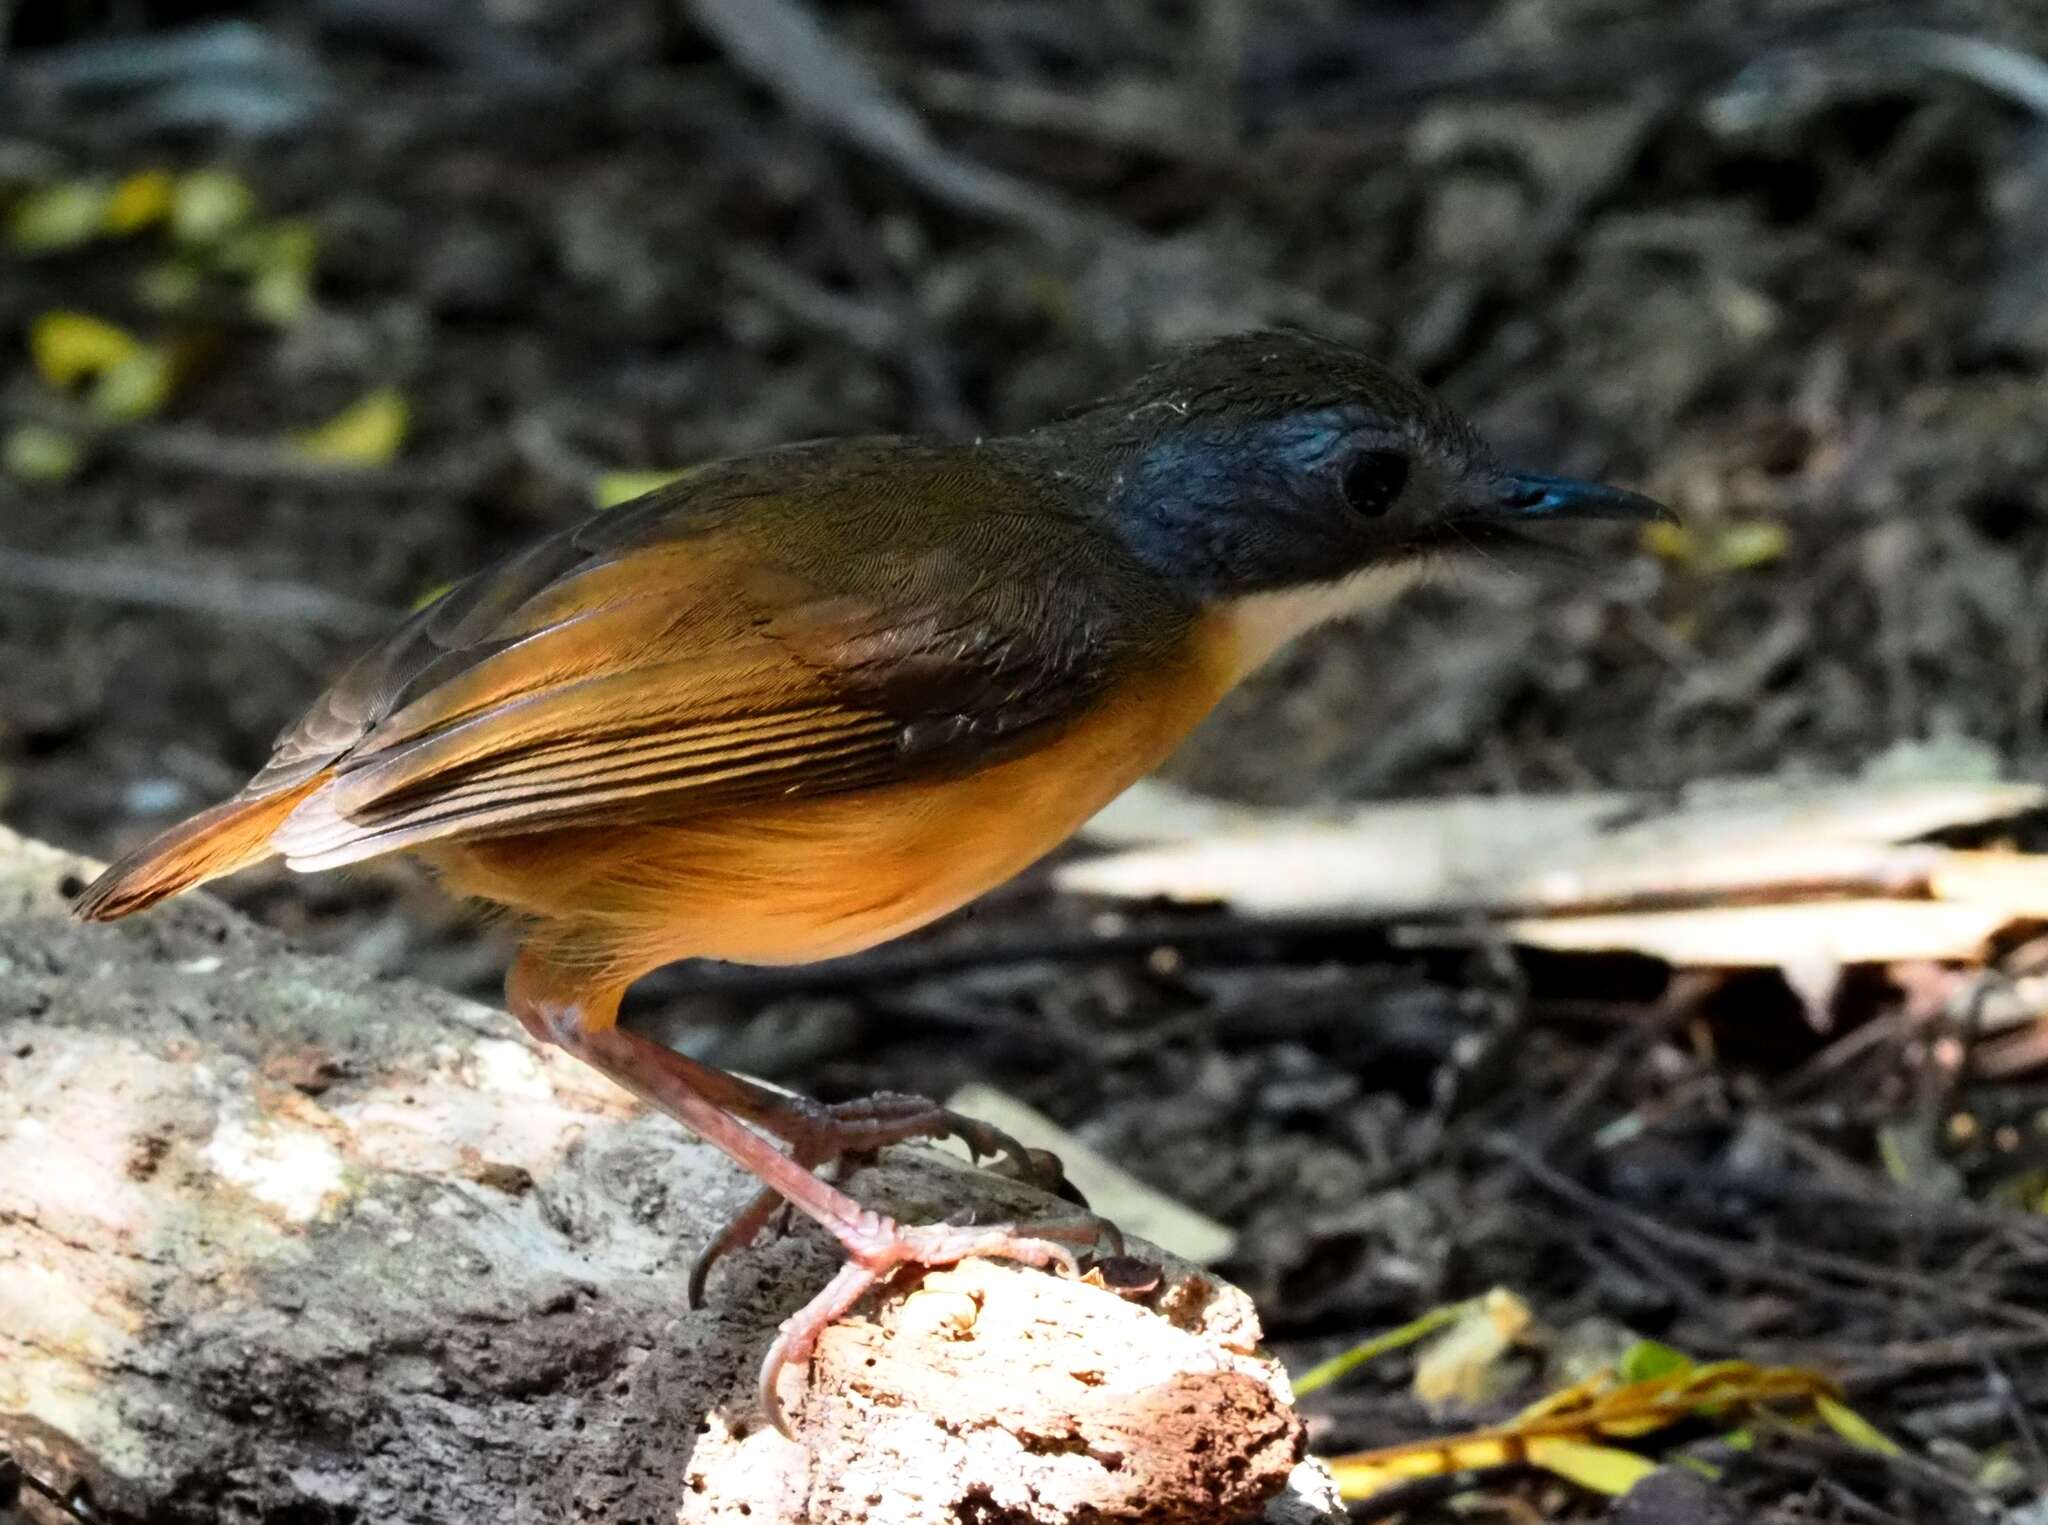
73 330 1667 1435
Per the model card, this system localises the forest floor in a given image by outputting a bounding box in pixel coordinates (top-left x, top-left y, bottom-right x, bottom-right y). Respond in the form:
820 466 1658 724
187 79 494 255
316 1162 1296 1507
5 2 2048 1520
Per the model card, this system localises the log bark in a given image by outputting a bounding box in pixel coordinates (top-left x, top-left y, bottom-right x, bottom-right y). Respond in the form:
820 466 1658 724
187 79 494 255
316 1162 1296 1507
0 826 1330 1525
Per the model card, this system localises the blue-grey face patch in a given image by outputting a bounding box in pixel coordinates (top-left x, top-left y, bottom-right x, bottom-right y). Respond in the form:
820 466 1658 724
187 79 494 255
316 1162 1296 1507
1104 408 1369 590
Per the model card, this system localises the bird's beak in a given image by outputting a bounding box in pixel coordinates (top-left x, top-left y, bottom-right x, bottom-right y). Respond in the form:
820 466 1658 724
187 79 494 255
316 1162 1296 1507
1492 471 1675 524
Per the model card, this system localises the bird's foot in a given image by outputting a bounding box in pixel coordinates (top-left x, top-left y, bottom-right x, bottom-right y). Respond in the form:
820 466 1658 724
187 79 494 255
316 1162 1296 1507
773 1089 1071 1195
757 1211 1099 1438
687 1090 1083 1305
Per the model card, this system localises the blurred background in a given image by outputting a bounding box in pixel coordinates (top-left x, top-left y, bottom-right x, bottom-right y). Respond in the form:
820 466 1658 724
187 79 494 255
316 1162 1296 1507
5 2 2048 1519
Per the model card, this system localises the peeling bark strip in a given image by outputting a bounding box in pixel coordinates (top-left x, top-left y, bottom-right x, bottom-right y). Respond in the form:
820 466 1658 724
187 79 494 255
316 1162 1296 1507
0 827 1322 1524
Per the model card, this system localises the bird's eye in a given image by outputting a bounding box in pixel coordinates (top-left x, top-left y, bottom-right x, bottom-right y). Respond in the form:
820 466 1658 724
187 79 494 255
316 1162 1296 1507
1341 450 1409 518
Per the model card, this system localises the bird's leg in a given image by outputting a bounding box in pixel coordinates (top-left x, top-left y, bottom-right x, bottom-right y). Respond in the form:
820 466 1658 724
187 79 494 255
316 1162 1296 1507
508 951 1068 1200
669 1074 1083 1301
515 993 1097 1438
634 1058 1061 1185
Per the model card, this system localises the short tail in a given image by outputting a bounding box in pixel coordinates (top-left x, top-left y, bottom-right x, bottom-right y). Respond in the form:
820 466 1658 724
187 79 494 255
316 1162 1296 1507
72 774 330 921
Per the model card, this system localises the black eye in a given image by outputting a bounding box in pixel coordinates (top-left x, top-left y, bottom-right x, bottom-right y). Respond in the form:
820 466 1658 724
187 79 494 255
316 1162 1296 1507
1341 450 1408 517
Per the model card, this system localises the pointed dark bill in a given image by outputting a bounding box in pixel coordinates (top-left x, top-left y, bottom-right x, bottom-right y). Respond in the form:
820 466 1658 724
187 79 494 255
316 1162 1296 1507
1495 471 1675 524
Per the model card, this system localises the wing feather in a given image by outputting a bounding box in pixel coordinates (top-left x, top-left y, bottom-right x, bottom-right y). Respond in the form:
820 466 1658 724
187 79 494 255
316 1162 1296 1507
247 443 1178 871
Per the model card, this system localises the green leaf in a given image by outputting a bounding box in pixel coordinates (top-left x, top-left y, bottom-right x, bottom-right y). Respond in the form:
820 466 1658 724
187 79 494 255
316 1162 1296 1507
170 168 256 245
1618 1340 1693 1385
8 180 115 254
1816 1395 1903 1457
3 424 85 482
1293 1296 1486 1397
592 469 690 509
90 348 177 421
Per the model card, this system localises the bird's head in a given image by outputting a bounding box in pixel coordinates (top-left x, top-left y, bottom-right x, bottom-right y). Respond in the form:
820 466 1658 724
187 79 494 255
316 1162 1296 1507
1047 331 1668 618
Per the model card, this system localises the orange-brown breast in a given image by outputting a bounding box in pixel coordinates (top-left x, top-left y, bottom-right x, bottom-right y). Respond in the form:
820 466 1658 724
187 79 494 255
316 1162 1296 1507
424 612 1253 985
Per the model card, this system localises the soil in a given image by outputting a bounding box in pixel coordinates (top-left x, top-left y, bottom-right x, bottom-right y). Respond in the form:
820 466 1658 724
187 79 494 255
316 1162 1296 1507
5 2 2048 1521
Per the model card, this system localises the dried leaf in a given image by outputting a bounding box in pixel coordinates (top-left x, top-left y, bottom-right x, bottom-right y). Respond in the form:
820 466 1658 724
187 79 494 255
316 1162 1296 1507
1412 1288 1534 1407
290 388 408 466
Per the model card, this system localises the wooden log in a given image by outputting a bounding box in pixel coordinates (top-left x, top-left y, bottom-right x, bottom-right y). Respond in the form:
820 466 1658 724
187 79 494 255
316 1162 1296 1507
0 826 1327 1524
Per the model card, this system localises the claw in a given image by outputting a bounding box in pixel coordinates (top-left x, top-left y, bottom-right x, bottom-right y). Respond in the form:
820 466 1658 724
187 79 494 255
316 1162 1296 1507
689 1183 789 1308
756 1217 1092 1439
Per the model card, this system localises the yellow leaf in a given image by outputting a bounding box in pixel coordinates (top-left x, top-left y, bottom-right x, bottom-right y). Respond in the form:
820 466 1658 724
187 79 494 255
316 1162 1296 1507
1525 1437 1657 1495
30 311 141 388
1642 517 1786 573
592 469 690 509
170 168 256 245
8 180 114 254
29 311 181 421
105 170 175 234
291 388 408 466
1641 520 1696 563
3 424 84 482
1816 1395 1903 1457
1709 521 1788 571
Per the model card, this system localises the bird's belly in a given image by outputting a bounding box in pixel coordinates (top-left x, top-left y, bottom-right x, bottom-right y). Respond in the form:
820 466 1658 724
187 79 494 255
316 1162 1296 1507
440 624 1240 975
626 650 1232 965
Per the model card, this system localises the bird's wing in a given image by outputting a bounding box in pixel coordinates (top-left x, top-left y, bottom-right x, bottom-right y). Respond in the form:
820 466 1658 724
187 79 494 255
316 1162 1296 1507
255 449 1151 870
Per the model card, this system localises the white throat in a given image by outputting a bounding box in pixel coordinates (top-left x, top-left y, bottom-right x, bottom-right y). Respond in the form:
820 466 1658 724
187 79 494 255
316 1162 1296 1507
1220 563 1429 673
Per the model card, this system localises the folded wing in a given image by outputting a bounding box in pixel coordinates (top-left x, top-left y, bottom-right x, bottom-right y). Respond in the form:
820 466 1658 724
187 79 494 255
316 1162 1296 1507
257 449 1141 871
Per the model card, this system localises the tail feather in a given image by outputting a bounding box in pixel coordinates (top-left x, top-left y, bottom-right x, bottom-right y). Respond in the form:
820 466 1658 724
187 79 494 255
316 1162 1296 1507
72 774 330 921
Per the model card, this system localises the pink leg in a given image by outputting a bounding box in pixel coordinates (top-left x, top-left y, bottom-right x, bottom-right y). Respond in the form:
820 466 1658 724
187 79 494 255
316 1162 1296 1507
683 1088 1080 1306
529 1009 1096 1438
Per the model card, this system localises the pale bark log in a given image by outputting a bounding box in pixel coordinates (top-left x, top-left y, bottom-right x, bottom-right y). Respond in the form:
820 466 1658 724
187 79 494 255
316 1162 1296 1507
0 826 1329 1525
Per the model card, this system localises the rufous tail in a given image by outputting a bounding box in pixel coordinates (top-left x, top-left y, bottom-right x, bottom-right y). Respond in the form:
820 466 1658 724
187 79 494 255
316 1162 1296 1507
72 773 330 921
